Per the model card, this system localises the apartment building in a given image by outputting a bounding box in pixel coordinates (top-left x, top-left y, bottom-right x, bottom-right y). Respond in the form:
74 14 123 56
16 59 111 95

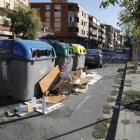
88 15 99 48
104 24 121 49
99 24 106 48
0 0 29 10
88 16 106 49
30 0 91 48
0 0 29 38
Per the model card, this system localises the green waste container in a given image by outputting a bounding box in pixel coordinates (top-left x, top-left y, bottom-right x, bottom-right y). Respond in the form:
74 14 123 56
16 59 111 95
52 42 74 71
71 44 87 71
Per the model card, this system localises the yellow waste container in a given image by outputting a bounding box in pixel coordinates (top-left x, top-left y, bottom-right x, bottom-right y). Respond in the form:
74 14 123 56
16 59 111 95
71 44 87 71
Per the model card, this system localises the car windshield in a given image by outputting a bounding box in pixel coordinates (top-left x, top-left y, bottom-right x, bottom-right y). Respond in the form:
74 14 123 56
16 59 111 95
87 49 100 55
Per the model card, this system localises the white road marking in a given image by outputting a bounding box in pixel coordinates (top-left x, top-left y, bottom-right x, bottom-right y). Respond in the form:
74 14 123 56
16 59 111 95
76 95 90 110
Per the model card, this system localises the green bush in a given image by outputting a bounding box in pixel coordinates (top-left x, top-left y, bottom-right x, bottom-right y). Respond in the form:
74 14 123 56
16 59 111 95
103 104 112 110
117 68 125 72
116 72 123 79
136 70 140 74
115 78 122 84
121 119 130 125
103 108 111 114
125 79 132 83
92 118 108 139
127 65 134 70
112 84 121 89
127 62 134 65
103 105 112 114
127 70 135 74
107 97 116 102
121 90 140 111
111 90 118 96
124 83 132 87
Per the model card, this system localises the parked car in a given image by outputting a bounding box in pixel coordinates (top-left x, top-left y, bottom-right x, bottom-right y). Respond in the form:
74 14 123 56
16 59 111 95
85 49 104 67
117 49 123 53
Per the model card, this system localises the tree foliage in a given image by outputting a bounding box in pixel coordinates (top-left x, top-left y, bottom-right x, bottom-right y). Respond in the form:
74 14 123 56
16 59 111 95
4 8 41 39
100 0 140 39
100 0 140 66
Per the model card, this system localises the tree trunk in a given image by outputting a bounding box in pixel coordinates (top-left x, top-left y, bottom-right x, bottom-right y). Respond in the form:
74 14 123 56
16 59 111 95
134 40 138 73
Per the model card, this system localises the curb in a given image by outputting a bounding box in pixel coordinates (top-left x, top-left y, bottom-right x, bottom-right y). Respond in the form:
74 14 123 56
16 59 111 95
105 62 127 140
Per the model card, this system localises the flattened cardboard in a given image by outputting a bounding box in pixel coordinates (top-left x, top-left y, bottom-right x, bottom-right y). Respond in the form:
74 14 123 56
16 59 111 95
35 103 63 114
46 95 70 104
71 77 93 85
39 66 60 96
6 111 15 117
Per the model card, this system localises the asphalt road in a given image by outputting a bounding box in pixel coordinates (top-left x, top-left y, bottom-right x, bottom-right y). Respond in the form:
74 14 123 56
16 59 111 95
0 51 129 140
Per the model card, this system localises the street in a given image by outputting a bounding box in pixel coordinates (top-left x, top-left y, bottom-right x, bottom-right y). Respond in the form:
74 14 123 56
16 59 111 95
0 51 129 140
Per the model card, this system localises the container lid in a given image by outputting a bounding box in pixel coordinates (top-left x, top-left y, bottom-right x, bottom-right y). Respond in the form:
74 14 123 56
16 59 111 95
53 42 74 57
71 44 87 55
0 39 56 59
0 39 11 50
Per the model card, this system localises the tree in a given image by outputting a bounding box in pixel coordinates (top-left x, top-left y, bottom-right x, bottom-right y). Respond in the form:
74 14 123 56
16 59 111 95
3 8 41 39
100 0 140 38
100 0 140 72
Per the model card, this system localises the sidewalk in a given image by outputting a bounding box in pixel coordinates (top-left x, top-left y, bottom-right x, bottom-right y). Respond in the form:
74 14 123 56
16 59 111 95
115 65 140 140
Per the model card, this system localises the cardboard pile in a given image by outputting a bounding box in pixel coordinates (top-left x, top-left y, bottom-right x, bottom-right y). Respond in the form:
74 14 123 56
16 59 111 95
5 65 102 117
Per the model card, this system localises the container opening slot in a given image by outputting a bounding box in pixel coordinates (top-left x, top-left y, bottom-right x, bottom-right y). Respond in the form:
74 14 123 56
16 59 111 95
32 49 53 57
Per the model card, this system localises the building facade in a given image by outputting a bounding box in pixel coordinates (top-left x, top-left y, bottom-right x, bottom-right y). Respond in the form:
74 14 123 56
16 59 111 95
31 0 92 47
0 0 29 38
104 24 121 49
30 0 121 49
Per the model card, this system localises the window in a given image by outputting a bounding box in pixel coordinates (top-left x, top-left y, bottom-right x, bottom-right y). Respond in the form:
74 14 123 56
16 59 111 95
81 30 83 34
81 11 83 16
68 16 74 22
54 27 61 32
84 13 86 18
55 17 61 22
46 5 50 12
46 18 50 22
5 0 10 8
84 22 87 26
75 17 79 23
5 2 10 8
54 5 61 12
81 20 83 25
83 31 85 35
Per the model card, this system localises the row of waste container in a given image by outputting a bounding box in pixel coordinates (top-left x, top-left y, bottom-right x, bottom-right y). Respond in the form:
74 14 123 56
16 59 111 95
0 39 87 101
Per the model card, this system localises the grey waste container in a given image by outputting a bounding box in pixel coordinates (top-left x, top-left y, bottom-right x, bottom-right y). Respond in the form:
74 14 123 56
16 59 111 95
0 39 56 101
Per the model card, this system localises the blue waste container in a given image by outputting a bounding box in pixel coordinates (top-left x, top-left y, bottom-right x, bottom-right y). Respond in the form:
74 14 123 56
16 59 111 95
0 39 56 101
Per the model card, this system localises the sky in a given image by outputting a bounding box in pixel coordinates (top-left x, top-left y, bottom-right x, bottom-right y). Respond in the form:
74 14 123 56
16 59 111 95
30 0 123 29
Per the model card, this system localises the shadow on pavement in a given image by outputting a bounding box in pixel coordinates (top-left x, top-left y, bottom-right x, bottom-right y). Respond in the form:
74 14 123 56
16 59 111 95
0 112 42 125
46 118 111 140
0 96 21 107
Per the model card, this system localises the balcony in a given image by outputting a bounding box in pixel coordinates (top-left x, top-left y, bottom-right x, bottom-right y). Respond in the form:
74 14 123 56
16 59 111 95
89 31 97 37
89 23 97 30
68 4 79 12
